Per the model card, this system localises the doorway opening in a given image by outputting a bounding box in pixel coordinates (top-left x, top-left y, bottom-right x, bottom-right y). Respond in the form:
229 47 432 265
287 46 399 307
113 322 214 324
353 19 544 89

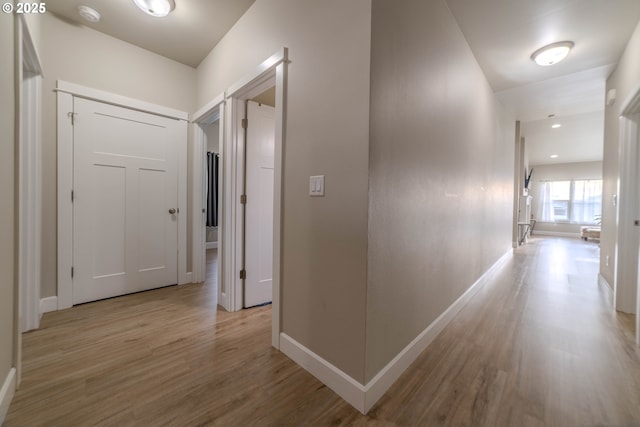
615 89 640 346
192 48 288 349
192 94 225 308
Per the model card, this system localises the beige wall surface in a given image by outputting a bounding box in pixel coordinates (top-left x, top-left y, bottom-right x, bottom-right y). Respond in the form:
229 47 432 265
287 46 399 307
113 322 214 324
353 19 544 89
602 21 640 285
38 13 197 297
0 6 16 394
529 161 603 235
197 0 372 382
366 0 515 382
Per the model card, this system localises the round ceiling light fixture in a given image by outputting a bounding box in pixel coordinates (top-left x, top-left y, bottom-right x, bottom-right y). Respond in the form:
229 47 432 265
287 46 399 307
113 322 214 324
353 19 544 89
551 123 562 129
550 154 559 159
77 5 101 23
132 0 175 17
531 41 574 66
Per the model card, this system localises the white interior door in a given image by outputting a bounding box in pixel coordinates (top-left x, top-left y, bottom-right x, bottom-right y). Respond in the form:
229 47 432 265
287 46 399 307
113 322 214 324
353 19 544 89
244 101 275 308
73 97 180 304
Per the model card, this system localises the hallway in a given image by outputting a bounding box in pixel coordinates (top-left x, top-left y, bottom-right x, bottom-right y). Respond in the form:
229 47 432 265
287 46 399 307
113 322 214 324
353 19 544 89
6 238 640 426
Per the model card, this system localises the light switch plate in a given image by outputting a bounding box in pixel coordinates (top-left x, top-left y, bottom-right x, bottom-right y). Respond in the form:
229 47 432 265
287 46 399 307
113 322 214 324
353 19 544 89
309 175 325 196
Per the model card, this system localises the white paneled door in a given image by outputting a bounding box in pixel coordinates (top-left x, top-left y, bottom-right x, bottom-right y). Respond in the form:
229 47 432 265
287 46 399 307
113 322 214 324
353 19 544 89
244 101 275 308
72 97 180 304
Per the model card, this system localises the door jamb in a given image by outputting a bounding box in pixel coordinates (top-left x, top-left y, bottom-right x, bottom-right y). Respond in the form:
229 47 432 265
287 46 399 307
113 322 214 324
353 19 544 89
225 48 288 349
192 93 226 308
56 81 189 309
615 84 640 346
15 13 43 388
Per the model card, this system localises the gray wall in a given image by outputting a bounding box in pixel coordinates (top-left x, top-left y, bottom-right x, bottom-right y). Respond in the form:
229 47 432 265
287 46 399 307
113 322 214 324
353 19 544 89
37 13 197 297
0 5 16 401
602 20 640 286
366 0 515 382
529 161 603 236
197 0 372 383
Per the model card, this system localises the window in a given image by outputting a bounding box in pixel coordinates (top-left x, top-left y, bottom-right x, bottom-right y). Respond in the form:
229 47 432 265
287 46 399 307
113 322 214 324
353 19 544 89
539 179 602 224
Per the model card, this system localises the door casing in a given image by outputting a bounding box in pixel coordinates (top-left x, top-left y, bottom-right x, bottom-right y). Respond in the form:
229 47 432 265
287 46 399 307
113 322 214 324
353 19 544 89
56 81 189 309
191 49 288 350
615 84 640 347
192 93 226 307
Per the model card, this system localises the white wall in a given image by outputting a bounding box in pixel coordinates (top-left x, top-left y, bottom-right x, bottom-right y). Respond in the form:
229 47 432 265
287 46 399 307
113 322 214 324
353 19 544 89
197 0 372 383
205 122 220 153
602 20 640 286
0 5 16 414
529 161 603 235
38 13 197 297
366 0 515 382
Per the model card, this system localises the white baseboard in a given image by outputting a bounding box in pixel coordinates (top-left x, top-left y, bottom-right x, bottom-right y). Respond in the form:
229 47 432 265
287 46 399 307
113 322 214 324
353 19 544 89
532 231 580 238
362 249 512 412
40 296 58 314
598 273 613 305
206 241 218 250
0 368 16 424
280 333 366 413
280 249 513 414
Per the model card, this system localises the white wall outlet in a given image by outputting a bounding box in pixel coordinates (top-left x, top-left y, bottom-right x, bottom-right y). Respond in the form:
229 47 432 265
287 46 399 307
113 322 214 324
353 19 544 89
309 175 325 196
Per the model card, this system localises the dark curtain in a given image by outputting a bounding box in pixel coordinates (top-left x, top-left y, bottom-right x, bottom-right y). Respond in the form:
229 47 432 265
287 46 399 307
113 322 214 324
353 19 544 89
206 152 219 227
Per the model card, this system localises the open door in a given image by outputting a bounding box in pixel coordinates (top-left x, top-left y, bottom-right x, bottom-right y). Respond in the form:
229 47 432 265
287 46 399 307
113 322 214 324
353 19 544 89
243 100 275 307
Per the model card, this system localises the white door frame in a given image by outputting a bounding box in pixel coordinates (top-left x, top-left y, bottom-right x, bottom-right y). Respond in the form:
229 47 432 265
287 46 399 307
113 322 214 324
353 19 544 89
56 81 190 309
614 83 640 346
15 14 43 389
17 16 42 334
192 93 226 308
224 48 288 349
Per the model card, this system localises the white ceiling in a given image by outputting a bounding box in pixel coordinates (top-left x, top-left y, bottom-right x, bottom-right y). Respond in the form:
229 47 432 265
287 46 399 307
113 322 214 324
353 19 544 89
45 0 256 68
446 0 640 164
46 1 640 165
521 111 603 165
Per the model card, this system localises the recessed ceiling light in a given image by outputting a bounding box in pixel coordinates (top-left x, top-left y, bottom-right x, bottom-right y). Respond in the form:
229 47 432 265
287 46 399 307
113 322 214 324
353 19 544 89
551 123 562 129
132 0 175 17
531 41 574 66
548 114 556 118
77 5 101 22
550 154 559 159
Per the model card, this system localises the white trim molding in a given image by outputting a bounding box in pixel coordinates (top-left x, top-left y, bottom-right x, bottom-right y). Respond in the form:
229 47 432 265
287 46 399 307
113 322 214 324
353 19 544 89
0 368 16 424
615 86 640 347
40 296 58 314
223 48 289 351
280 334 367 413
17 15 43 333
192 93 225 303
56 81 188 121
598 273 613 306
281 250 512 414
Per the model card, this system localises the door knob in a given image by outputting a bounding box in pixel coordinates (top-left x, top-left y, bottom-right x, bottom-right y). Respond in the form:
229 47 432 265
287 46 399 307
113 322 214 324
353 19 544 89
169 208 176 214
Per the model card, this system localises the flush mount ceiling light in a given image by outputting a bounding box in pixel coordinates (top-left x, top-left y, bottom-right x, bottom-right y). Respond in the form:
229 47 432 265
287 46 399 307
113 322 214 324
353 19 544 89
531 41 574 66
77 5 101 22
551 123 562 129
133 0 175 17
550 154 559 159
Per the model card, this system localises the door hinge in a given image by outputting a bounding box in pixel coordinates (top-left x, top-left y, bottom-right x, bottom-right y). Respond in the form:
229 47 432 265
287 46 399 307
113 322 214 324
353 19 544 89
242 118 248 129
71 190 74 202
71 266 74 278
240 269 246 280
240 194 247 204
68 112 77 125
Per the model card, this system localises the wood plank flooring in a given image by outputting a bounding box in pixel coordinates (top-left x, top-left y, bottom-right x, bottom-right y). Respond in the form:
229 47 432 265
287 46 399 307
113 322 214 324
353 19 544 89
6 239 640 426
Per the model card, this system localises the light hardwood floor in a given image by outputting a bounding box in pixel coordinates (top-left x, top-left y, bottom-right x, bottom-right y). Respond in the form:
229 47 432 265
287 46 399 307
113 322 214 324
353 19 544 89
6 239 640 426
